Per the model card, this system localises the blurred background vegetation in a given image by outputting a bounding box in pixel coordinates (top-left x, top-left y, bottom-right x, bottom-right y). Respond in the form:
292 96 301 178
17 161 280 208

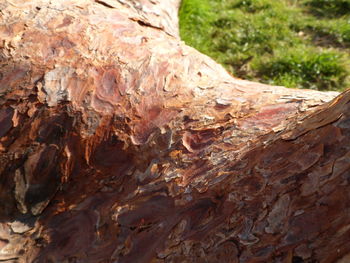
179 0 350 91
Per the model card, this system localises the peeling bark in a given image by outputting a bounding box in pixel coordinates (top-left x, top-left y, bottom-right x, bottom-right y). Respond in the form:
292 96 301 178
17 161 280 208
0 0 349 262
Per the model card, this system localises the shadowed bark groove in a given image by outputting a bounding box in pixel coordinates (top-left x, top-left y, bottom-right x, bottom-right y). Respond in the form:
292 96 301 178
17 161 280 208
0 0 349 262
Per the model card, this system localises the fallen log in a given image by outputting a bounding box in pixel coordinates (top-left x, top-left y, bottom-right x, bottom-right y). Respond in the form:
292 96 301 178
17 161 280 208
0 0 349 262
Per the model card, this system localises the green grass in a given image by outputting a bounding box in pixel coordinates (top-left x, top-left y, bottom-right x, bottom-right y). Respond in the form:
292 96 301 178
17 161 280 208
179 0 350 91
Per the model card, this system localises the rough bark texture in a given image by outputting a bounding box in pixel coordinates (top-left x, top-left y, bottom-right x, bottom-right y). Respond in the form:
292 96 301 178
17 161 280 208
0 0 350 262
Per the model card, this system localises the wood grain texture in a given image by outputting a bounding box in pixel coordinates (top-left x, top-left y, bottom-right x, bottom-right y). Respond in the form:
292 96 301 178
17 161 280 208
0 0 349 262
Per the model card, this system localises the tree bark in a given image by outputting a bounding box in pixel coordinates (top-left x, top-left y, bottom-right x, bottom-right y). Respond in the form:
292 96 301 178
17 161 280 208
1 0 350 262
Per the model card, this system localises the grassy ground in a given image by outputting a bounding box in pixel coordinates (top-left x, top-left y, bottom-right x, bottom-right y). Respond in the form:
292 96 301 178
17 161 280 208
179 0 350 91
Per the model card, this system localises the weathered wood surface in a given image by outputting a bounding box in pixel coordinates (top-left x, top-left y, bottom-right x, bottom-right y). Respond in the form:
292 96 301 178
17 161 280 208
0 0 349 262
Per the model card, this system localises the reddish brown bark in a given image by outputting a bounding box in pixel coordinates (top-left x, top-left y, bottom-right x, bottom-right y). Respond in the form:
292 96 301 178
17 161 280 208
0 0 349 262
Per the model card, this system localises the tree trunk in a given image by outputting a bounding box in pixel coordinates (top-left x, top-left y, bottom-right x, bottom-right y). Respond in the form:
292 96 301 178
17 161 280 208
1 0 350 262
